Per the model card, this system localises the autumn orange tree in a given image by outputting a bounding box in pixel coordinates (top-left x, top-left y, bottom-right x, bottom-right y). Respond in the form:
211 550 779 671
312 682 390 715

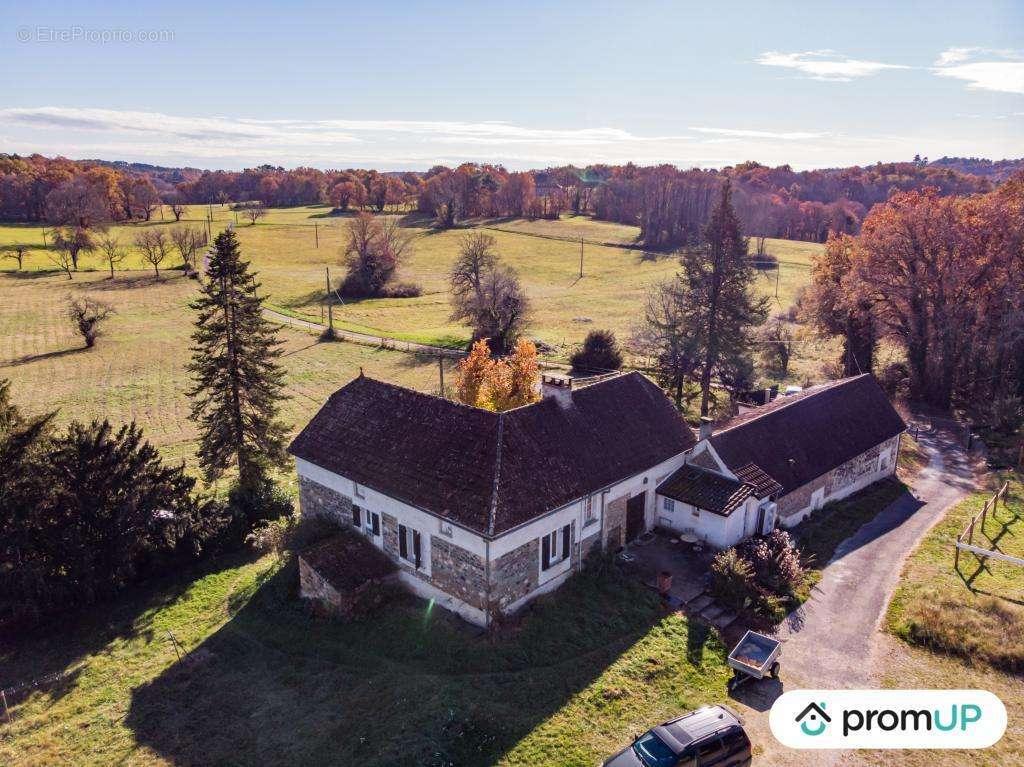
454 338 540 411
806 176 1024 412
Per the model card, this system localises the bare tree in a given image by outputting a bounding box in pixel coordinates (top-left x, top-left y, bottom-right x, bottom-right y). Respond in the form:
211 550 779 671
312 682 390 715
67 296 116 348
449 233 498 305
3 244 29 270
95 233 127 279
340 213 415 296
48 227 99 278
240 201 266 225
134 229 171 277
170 225 204 274
169 200 186 222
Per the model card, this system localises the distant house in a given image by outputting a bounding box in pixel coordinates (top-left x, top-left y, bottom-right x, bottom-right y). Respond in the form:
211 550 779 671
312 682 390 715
289 372 905 626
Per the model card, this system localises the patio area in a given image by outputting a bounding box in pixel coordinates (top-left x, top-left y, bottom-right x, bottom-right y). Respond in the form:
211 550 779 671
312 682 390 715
619 528 742 634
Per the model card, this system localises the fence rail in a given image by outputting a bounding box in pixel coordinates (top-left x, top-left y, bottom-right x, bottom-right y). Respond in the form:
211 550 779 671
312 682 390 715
954 480 1022 570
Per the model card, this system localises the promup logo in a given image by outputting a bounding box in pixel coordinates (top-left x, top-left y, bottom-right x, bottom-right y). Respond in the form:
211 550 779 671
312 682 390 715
770 690 1006 749
795 702 830 736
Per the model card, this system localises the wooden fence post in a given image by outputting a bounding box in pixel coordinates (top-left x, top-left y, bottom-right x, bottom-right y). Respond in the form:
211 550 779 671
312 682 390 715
1 689 10 725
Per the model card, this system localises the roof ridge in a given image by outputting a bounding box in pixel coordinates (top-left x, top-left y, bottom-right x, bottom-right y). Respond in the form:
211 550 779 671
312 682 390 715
486 412 505 537
355 374 499 416
712 375 865 437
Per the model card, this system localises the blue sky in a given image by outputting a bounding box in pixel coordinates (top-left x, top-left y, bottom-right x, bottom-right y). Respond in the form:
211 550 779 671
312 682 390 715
2 0 1021 170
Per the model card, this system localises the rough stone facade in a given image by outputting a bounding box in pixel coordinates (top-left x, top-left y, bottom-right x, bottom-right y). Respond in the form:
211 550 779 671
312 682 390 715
491 538 539 609
777 436 898 521
603 494 628 550
298 476 353 527
578 530 602 563
431 537 487 610
382 512 399 557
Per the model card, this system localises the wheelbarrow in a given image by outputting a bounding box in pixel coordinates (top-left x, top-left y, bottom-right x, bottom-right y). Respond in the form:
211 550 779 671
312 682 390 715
726 630 781 692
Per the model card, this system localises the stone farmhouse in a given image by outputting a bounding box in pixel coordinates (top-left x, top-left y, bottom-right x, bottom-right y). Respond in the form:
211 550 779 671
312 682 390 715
289 371 905 627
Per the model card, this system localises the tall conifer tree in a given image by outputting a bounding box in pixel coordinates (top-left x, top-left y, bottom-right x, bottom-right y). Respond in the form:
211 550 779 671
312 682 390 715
188 230 288 493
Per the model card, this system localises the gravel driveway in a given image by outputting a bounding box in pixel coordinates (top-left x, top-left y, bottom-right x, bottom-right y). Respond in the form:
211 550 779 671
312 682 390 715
731 426 979 765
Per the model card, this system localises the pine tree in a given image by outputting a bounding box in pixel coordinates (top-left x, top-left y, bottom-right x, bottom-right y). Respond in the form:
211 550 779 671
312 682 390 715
638 182 767 414
188 230 288 493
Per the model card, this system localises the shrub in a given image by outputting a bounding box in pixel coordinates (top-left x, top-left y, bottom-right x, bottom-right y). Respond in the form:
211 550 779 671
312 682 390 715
878 362 910 396
67 296 115 348
570 329 624 375
246 515 333 555
739 529 805 595
710 548 755 612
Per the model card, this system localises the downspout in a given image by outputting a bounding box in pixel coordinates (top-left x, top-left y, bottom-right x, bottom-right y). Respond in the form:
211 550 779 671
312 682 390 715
484 536 492 629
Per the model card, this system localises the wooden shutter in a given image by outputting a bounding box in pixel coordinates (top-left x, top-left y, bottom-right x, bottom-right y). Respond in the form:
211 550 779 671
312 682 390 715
541 533 550 571
371 513 380 536
562 525 571 562
352 505 361 527
399 524 408 559
413 530 422 569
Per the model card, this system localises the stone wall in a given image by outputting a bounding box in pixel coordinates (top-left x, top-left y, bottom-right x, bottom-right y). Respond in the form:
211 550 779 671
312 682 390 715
431 537 488 610
298 475 353 527
604 494 628 550
382 512 399 557
491 538 539 609
776 474 827 519
298 555 344 610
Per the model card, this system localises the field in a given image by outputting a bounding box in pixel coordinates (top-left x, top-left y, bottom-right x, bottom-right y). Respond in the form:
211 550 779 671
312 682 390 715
0 206 830 378
0 269 453 471
0 552 735 767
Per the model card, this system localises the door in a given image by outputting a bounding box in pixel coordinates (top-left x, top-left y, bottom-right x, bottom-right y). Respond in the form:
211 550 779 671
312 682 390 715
625 493 646 542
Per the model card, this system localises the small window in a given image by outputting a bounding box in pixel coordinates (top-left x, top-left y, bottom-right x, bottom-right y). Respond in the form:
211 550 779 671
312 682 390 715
662 497 675 512
398 524 422 569
583 496 596 525
352 505 361 527
541 524 571 571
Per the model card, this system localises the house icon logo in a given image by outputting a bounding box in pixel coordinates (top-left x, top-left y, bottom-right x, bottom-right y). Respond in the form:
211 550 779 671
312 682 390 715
795 701 831 736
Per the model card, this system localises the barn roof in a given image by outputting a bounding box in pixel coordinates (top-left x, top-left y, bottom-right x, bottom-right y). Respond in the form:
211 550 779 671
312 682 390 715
708 374 905 497
289 372 696 538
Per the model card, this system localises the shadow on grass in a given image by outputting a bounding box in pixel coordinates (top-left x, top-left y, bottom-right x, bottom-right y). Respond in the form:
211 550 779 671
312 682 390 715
78 272 187 291
125 559 668 767
1 346 87 368
0 551 259 706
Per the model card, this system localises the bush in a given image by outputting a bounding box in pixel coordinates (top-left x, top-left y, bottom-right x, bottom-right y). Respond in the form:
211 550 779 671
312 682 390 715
711 531 809 625
710 549 755 612
570 329 623 375
738 529 805 596
878 362 910 396
246 515 333 555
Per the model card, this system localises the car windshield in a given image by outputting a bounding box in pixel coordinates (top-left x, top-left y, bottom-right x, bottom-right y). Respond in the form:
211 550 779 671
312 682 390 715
632 732 678 767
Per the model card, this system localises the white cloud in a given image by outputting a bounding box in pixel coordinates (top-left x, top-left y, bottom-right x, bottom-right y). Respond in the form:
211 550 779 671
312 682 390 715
755 50 908 82
690 127 826 141
932 48 1024 94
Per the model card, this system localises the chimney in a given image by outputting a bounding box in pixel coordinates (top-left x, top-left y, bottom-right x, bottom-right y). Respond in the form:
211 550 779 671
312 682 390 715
541 373 573 408
699 416 714 440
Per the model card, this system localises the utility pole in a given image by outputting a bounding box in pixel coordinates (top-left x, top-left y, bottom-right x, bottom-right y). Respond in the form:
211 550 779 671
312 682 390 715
315 222 319 248
775 264 780 299
579 237 584 278
438 353 445 395
325 266 334 335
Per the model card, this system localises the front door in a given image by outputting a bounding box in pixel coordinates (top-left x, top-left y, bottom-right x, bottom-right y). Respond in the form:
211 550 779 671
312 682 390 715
626 493 646 542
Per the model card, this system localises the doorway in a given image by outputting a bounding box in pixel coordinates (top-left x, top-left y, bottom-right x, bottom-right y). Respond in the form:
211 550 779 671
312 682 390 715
626 493 646 542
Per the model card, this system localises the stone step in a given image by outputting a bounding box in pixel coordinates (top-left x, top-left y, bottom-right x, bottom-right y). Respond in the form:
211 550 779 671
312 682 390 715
687 594 715 613
709 610 738 631
701 604 726 622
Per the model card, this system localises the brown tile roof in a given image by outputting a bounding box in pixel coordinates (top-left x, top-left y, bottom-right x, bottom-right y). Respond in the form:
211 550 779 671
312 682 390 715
733 463 784 498
289 371 697 538
657 464 754 516
708 374 906 498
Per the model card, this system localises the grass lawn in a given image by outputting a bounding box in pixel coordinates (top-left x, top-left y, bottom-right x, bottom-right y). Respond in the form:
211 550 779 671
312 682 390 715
0 206 826 378
0 553 734 767
855 470 1024 767
0 269 451 471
